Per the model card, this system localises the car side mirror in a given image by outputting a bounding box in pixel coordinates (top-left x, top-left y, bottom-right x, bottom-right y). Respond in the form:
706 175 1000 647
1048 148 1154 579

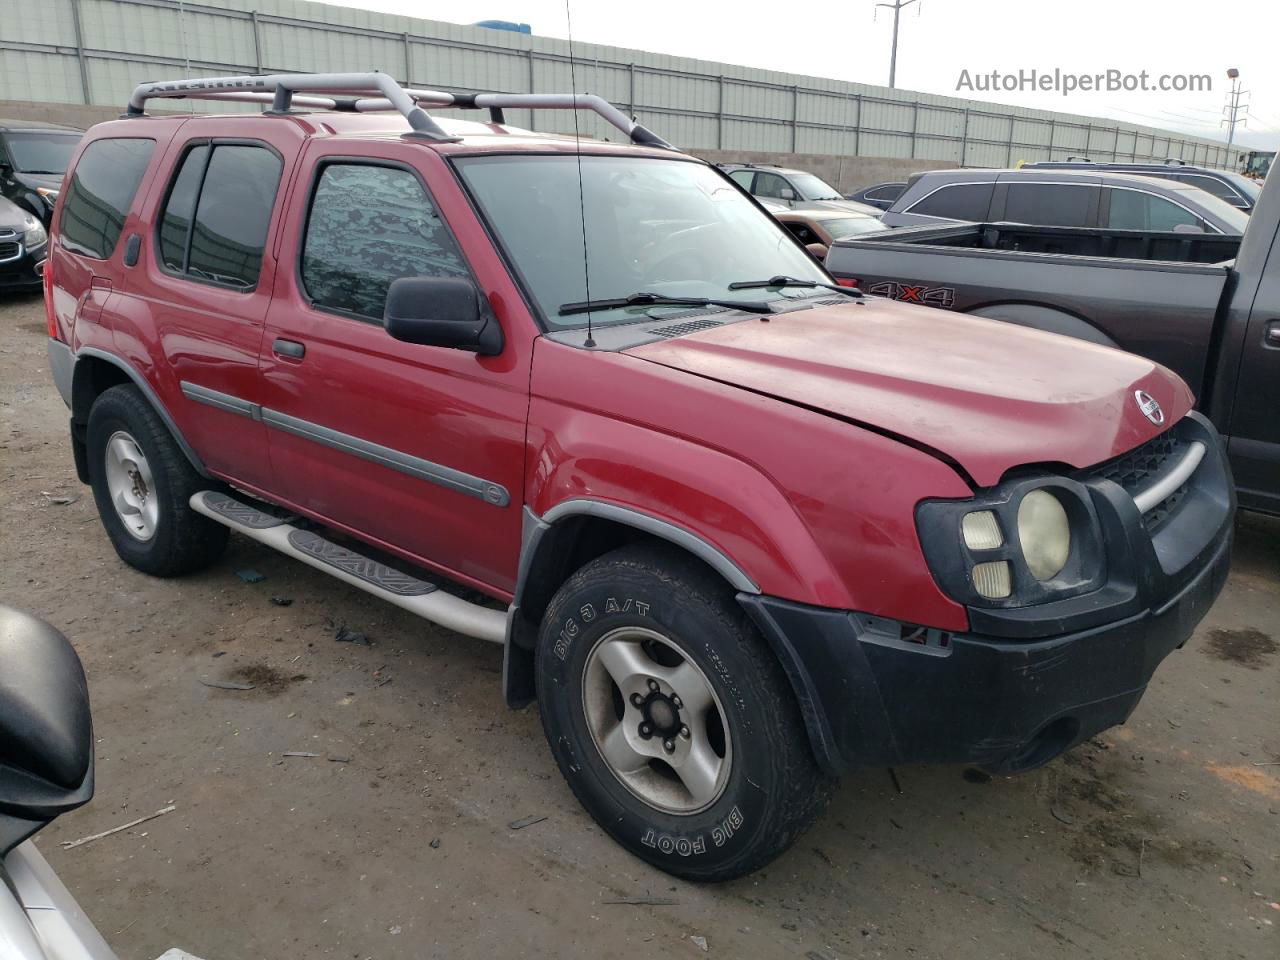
0 605 94 857
805 242 829 262
384 276 503 356
1172 223 1206 234
779 187 796 201
0 163 12 180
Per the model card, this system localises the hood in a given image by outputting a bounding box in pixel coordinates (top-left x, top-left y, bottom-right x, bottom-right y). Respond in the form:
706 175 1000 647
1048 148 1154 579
0 196 31 232
15 171 63 192
626 298 1193 488
797 199 884 217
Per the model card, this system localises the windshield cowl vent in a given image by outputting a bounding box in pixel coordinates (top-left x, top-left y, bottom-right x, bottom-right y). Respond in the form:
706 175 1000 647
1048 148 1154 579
646 319 724 339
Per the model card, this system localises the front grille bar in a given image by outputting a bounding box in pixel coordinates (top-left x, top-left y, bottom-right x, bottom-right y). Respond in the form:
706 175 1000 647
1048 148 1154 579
1132 441 1205 514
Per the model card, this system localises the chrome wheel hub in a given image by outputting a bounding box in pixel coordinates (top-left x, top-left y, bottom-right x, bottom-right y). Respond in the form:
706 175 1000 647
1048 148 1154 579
104 430 159 541
582 626 731 815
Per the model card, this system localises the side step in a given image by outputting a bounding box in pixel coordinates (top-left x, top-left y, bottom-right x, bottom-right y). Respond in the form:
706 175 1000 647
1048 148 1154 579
191 491 506 644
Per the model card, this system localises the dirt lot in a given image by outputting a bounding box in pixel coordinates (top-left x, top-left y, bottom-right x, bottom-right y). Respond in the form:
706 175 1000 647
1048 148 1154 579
2 289 1277 960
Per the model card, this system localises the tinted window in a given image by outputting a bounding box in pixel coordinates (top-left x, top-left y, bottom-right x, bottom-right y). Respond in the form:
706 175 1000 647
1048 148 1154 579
781 221 819 245
186 145 282 288
907 182 994 221
1106 189 1199 231
158 144 210 272
1178 174 1242 205
59 138 155 260
753 173 794 199
4 132 81 175
301 164 469 320
1003 183 1094 227
866 184 904 202
728 170 755 191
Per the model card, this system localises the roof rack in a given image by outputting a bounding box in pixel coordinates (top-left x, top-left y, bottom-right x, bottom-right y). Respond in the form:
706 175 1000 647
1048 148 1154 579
1064 155 1093 163
126 71 677 150
1161 157 1186 166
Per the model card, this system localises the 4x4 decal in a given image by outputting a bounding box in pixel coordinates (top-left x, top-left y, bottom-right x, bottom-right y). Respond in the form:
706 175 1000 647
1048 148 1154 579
865 280 956 309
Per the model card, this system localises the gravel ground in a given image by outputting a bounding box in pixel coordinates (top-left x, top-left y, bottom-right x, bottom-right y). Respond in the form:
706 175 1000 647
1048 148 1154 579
2 289 1277 960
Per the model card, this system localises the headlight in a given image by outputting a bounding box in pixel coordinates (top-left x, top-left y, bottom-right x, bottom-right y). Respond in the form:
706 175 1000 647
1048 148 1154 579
36 187 58 208
917 478 1102 608
1017 489 1070 581
23 216 46 247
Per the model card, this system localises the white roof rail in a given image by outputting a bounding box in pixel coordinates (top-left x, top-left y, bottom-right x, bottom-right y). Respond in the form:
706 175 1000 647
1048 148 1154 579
126 72 677 149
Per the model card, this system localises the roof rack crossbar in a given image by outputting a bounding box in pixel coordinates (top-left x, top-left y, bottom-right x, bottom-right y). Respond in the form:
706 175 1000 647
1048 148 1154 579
126 72 677 150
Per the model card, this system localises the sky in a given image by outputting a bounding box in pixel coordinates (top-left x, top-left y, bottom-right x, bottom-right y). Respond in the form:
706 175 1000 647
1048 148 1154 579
318 0 1279 151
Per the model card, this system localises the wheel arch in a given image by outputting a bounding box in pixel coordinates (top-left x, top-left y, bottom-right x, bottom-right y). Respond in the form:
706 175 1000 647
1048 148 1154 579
965 301 1119 348
71 349 209 482
503 501 759 709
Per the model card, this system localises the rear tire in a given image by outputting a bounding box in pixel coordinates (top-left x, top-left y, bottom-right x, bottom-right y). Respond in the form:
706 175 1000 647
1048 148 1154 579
87 384 228 577
535 542 832 881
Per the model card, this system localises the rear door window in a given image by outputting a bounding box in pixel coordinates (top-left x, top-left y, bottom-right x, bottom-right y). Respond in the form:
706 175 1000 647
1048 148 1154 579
156 141 283 289
300 163 470 321
753 173 794 199
59 138 155 260
1003 183 1095 227
907 182 994 221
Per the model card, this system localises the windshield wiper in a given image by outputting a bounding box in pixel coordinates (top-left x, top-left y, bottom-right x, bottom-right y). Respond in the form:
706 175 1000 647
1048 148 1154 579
727 276 863 298
558 292 775 317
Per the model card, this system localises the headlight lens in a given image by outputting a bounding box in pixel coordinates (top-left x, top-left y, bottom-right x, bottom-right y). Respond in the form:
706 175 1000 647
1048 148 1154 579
36 187 58 208
23 216 46 247
1017 489 1071 581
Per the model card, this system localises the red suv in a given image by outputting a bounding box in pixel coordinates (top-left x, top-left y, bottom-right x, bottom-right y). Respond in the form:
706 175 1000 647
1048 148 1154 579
43 73 1234 881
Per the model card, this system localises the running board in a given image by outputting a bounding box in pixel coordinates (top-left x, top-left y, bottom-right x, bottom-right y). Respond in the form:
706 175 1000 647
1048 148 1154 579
190 491 506 644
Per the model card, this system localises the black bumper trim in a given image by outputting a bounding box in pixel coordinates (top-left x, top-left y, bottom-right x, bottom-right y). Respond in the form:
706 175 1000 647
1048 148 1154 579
739 524 1232 776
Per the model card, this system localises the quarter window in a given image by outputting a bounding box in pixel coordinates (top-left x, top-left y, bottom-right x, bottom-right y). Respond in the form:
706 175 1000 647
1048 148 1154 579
59 138 155 260
1106 189 1201 231
907 182 994 221
728 170 755 191
300 163 469 321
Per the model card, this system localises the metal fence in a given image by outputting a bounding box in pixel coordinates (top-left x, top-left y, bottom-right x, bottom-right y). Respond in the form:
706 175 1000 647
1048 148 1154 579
0 0 1233 170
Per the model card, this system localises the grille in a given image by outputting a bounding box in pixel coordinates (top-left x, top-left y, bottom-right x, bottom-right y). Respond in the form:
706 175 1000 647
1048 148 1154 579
646 319 723 338
0 240 19 261
1091 430 1183 494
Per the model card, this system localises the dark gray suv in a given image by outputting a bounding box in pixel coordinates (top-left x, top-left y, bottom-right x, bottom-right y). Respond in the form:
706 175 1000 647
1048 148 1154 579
881 168 1249 234
1022 160 1260 212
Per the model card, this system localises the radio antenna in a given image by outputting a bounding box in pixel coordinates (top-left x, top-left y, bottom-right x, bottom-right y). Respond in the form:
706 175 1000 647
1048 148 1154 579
565 0 595 348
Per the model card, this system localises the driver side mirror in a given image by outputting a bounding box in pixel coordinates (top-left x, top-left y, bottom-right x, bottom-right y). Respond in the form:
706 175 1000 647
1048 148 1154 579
384 276 504 356
805 242 829 262
779 187 796 202
1172 222 1206 234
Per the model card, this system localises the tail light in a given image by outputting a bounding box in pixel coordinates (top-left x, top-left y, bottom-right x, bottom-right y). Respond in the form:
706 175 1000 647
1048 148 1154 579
43 257 60 341
835 277 859 288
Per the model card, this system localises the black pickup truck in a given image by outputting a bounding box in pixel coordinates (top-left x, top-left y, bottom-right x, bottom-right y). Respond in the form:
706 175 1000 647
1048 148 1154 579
826 183 1280 515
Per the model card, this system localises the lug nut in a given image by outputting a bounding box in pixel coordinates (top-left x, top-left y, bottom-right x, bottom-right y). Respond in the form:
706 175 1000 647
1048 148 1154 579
647 678 660 692
679 725 690 739
663 739 675 753
671 695 683 709
639 723 652 737
630 693 644 707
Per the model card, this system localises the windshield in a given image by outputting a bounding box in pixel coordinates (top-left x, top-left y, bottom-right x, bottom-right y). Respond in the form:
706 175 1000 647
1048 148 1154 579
1180 187 1251 233
456 155 829 328
1221 172 1261 202
4 132 81 175
821 216 889 240
789 172 843 201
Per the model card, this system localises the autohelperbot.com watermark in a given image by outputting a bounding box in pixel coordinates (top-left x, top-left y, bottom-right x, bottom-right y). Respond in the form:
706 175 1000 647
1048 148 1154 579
956 68 1212 97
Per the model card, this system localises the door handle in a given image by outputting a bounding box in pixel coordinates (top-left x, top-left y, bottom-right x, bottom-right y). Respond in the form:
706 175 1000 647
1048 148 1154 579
1267 321 1280 346
272 338 305 360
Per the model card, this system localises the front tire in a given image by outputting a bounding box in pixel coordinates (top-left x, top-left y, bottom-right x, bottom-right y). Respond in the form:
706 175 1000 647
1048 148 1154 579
87 384 228 577
535 543 832 881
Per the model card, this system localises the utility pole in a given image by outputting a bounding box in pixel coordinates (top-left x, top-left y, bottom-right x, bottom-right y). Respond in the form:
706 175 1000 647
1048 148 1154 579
1222 67 1248 168
876 0 918 89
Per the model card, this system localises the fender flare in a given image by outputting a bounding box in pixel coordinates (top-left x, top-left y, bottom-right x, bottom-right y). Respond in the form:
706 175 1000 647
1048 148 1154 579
503 500 761 708
72 347 211 478
967 302 1119 349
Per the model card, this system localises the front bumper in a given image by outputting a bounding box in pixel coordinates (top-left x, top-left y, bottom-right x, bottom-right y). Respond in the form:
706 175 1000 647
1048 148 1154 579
740 412 1235 775
0 237 46 290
